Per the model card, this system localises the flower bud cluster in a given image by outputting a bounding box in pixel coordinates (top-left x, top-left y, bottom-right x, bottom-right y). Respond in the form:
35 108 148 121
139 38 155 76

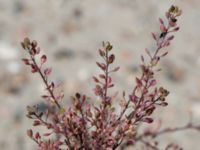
20 5 200 150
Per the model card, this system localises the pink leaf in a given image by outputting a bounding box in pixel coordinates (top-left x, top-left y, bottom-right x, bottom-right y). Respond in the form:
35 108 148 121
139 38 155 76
99 49 105 57
142 117 153 124
92 76 99 83
151 32 157 40
35 132 41 139
99 74 105 79
165 12 170 19
43 132 52 136
159 18 164 24
36 47 40 54
96 62 106 70
173 27 180 32
27 129 33 138
160 102 168 106
41 95 49 99
33 120 41 126
129 95 138 104
22 58 30 65
93 85 103 96
161 52 168 57
135 77 142 87
82 94 86 101
141 55 144 62
41 55 47 64
54 126 60 133
160 24 167 33
112 66 120 72
46 82 55 90
108 84 114 88
167 35 174 41
107 76 112 84
44 68 52 76
149 79 156 87
31 64 38 73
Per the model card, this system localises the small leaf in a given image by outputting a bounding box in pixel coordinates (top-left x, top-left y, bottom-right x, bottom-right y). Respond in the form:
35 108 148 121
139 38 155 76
129 95 138 104
99 74 105 79
21 42 26 49
135 77 142 87
22 58 30 65
107 76 112 84
159 18 164 24
141 55 144 62
123 91 125 97
173 27 180 32
31 64 38 73
96 62 106 70
36 47 40 54
41 95 49 99
35 132 41 139
93 76 99 83
151 32 157 40
149 79 156 87
27 129 33 138
112 66 120 72
41 55 47 64
160 24 167 33
44 68 52 76
93 85 103 96
108 84 114 88
99 49 105 57
165 12 170 19
43 132 52 136
30 49 36 56
33 120 41 126
167 35 174 41
160 102 168 106
142 117 153 124
161 52 168 57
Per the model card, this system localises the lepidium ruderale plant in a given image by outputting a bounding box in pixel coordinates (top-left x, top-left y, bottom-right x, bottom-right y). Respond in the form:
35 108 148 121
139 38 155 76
21 5 200 150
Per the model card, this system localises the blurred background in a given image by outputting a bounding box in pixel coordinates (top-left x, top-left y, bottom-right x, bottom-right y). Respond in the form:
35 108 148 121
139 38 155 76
0 0 200 149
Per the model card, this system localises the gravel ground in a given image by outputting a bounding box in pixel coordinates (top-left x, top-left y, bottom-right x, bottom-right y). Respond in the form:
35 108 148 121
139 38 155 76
0 0 200 149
